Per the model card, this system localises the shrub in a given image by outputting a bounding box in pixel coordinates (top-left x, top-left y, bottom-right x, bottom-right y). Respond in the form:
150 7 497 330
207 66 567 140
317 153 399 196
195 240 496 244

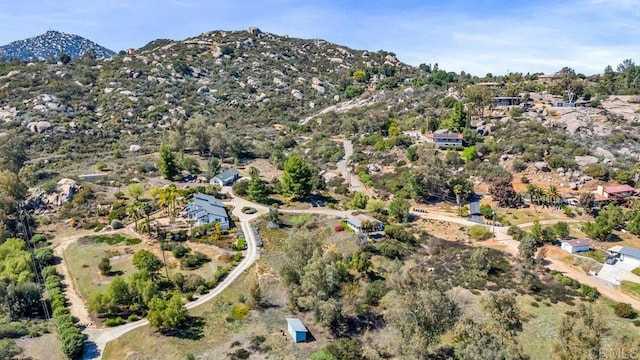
127 314 139 322
468 225 492 240
634 320 640 327
580 284 599 299
105 317 125 327
180 252 211 269
186 292 195 301
231 304 250 320
530 301 539 308
172 244 191 258
111 219 123 229
232 180 250 196
614 302 636 319
0 339 22 360
196 285 208 295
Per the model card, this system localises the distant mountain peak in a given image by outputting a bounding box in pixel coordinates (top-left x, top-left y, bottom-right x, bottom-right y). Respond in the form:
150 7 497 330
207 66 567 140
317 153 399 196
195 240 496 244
0 31 116 61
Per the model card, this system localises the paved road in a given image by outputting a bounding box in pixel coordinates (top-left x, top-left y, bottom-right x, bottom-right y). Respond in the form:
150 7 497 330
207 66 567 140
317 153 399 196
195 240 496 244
75 189 265 359
333 138 370 195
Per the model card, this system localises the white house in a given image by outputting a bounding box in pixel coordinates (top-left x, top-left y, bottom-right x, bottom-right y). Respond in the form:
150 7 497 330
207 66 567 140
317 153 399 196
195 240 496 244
561 239 590 254
210 168 240 187
607 246 640 268
184 193 229 229
345 214 384 233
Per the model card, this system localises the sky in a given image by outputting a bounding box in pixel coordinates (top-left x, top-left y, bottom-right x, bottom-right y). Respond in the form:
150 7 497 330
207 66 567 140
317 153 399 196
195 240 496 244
0 0 638 75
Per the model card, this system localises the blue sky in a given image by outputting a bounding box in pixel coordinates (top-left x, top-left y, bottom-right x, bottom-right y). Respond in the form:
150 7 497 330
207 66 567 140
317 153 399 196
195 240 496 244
1 0 638 75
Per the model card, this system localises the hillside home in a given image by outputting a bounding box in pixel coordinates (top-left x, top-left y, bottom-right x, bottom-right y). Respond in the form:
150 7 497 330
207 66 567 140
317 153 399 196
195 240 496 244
402 130 423 138
210 168 240 187
492 96 522 107
536 73 562 84
345 214 384 233
184 193 229 229
594 184 637 201
424 132 463 148
561 239 590 254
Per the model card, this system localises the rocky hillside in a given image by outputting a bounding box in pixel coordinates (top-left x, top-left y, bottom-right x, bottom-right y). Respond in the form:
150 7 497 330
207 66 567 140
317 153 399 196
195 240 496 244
0 27 433 163
0 30 115 61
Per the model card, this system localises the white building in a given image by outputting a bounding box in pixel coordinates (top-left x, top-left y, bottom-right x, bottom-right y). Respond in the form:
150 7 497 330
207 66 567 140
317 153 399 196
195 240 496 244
607 246 640 268
184 193 229 229
561 239 590 254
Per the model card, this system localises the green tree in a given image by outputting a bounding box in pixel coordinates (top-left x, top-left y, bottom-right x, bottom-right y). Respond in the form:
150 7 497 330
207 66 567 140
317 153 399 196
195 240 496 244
461 146 477 162
247 167 270 203
132 250 163 274
388 197 410 223
0 131 27 174
99 257 112 276
350 192 369 209
518 236 537 268
469 247 491 277
553 222 570 239
158 145 179 180
185 114 211 155
387 277 460 358
282 155 313 200
552 304 608 360
147 293 188 331
440 101 467 132
126 183 144 200
151 185 179 218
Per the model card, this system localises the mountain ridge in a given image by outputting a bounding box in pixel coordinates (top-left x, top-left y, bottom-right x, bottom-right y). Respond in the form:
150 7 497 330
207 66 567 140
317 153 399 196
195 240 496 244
0 30 116 61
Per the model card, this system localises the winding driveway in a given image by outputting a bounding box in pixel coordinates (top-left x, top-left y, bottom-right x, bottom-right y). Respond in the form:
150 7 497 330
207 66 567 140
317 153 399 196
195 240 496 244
53 190 640 359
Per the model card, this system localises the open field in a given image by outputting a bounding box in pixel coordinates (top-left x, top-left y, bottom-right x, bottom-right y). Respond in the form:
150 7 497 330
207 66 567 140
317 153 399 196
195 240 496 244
65 234 231 304
519 296 640 359
102 215 355 360
621 281 640 299
15 333 66 360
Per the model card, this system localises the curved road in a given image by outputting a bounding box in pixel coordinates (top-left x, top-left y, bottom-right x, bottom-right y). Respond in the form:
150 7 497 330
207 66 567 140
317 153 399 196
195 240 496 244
53 190 640 359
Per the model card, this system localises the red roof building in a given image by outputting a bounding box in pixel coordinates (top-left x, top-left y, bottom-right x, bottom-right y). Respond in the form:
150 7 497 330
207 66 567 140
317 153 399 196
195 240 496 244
596 184 637 201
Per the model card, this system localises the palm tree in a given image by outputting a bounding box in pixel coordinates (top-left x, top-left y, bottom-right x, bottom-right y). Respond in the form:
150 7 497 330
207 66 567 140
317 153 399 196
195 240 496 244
525 184 538 205
126 199 144 231
151 184 179 218
546 185 561 207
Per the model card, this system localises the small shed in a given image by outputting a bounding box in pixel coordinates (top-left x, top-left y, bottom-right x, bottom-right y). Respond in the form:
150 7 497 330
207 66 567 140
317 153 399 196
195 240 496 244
286 318 308 343
561 239 590 254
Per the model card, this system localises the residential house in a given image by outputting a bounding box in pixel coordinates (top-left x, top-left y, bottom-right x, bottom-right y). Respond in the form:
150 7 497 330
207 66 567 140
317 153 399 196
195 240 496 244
492 96 522 107
184 193 229 229
402 130 423 138
536 73 562 84
345 214 384 233
286 318 308 343
424 132 464 148
595 184 637 201
561 239 590 254
607 246 640 268
210 168 240 187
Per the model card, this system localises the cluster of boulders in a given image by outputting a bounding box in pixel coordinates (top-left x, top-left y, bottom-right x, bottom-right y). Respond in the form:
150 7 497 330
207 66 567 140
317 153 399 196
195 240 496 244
27 178 81 214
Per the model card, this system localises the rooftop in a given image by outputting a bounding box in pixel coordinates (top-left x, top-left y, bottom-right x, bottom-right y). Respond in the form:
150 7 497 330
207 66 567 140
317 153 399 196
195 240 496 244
604 184 636 194
562 239 589 247
347 213 381 228
286 318 308 333
619 246 640 259
213 168 240 182
425 132 463 140
186 193 227 219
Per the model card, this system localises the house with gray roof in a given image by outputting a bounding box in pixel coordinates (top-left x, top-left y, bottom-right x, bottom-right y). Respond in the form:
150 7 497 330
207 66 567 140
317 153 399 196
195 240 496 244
184 193 229 229
210 168 240 187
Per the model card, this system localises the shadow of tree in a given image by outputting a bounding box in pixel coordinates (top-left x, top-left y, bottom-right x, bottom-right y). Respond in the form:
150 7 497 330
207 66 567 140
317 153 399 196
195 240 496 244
163 316 205 340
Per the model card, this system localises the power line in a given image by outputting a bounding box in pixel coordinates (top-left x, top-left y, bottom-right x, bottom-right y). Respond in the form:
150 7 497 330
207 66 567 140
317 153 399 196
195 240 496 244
17 201 51 320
